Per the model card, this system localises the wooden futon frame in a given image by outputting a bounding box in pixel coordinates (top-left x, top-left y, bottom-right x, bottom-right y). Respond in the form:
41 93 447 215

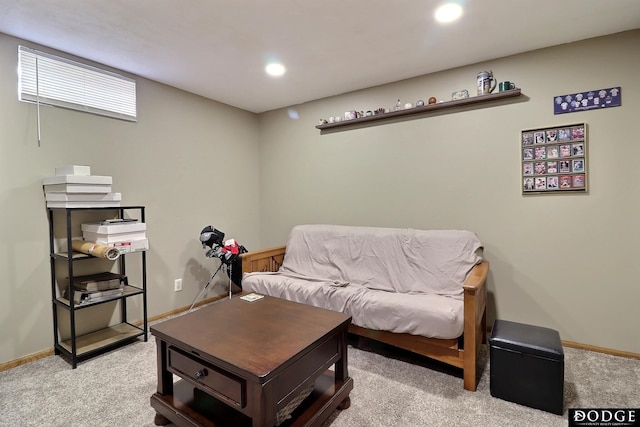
240 246 489 391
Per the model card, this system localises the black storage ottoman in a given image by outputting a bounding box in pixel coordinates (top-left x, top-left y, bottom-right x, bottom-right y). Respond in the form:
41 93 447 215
489 319 564 415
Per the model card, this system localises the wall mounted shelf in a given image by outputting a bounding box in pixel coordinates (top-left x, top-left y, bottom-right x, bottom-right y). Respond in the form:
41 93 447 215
315 88 522 131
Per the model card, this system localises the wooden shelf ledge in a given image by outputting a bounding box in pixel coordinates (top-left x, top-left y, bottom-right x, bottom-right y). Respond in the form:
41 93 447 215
316 88 522 131
58 323 144 356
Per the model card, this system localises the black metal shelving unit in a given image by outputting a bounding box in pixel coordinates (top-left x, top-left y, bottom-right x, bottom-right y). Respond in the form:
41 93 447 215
47 206 148 368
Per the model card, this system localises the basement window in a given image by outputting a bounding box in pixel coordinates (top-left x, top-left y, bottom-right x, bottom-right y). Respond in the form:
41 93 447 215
18 45 137 121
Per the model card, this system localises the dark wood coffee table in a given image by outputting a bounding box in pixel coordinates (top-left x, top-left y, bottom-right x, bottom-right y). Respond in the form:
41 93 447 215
150 294 353 427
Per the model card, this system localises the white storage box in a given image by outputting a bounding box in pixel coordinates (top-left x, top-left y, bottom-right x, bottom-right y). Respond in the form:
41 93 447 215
83 230 147 244
45 193 121 202
81 221 146 234
55 165 91 176
108 239 149 254
43 183 112 193
43 175 113 185
45 192 122 208
46 201 121 208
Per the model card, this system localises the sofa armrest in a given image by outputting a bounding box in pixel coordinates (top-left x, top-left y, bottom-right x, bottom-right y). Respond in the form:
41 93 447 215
240 245 286 276
463 261 489 293
462 260 489 391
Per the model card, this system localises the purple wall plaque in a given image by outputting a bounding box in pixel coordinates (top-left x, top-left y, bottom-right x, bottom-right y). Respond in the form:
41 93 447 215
554 87 621 115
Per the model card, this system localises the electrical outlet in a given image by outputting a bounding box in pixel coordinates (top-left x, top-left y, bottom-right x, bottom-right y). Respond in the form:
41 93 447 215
174 278 183 292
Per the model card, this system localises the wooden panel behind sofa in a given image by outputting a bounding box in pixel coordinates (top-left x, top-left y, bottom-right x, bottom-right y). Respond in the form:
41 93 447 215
240 246 489 391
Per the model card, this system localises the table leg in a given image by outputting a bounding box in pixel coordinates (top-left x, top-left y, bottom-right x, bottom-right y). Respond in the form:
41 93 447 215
338 396 351 410
155 339 172 395
153 413 171 426
336 328 351 410
335 328 349 381
153 339 174 425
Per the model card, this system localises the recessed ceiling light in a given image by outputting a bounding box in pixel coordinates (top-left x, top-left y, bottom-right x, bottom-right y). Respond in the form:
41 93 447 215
265 63 286 77
434 3 463 23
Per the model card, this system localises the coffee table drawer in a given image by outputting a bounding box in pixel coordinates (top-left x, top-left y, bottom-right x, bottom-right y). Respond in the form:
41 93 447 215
168 346 245 407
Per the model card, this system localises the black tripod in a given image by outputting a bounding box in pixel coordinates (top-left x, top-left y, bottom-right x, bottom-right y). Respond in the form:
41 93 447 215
188 261 233 312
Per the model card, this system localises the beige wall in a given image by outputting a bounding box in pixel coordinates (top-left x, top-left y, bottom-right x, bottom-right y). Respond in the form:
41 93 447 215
257 30 640 354
0 33 262 364
1 29 638 365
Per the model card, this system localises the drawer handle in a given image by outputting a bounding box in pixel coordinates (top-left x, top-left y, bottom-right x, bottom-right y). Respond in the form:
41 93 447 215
194 369 208 380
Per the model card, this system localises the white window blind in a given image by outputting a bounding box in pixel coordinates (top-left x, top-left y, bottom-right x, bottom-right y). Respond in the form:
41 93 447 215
18 45 137 121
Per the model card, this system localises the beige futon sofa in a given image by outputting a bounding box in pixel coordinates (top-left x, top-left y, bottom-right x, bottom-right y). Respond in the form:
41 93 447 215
240 224 489 391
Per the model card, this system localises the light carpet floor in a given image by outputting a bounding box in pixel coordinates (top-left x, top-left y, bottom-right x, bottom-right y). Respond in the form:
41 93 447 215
0 333 638 427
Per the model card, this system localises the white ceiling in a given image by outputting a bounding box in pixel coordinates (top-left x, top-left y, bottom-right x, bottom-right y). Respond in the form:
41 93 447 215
1 0 639 113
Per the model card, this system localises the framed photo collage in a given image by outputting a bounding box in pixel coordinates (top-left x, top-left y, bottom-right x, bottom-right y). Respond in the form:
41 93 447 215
521 122 587 194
